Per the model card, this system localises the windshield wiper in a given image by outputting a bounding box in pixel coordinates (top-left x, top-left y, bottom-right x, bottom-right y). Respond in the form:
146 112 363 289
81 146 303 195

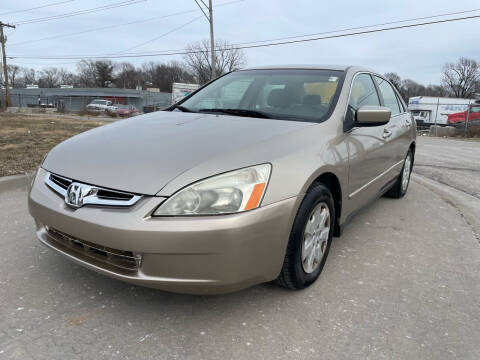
171 105 195 113
198 108 272 119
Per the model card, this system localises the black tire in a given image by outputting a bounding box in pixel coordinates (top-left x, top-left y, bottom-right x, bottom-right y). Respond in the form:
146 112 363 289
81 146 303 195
276 183 335 290
385 150 413 199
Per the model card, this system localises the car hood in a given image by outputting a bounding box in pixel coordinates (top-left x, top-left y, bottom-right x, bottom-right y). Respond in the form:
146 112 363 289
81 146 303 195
43 111 314 195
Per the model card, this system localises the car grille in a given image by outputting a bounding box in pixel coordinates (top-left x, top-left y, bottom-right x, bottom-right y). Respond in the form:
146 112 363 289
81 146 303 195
49 173 72 189
45 172 142 207
46 227 140 271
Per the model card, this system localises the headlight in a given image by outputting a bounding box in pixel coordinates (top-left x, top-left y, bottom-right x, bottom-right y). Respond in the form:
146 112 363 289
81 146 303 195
153 164 271 216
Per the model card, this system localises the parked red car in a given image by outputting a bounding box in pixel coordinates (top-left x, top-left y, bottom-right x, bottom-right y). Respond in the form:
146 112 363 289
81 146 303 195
108 104 140 117
447 104 480 125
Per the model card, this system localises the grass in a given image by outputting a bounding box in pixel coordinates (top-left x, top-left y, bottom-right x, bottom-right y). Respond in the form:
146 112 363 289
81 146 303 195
0 112 104 177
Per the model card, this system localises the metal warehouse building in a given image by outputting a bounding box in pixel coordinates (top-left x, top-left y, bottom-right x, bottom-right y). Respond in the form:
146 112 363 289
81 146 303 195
4 87 172 112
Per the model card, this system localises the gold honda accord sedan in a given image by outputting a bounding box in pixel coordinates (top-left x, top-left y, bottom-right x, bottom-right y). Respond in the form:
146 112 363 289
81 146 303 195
29 65 415 294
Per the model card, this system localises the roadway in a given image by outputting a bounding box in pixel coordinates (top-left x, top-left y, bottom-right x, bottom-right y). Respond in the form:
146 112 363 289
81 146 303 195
0 137 479 359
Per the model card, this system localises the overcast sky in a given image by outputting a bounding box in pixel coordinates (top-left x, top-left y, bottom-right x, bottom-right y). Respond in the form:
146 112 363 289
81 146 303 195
3 0 480 84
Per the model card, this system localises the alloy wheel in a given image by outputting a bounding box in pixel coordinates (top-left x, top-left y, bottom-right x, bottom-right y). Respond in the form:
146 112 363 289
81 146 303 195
402 154 411 192
301 202 330 274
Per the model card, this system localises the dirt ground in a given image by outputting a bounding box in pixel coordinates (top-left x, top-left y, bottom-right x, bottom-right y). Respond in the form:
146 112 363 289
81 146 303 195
0 112 104 177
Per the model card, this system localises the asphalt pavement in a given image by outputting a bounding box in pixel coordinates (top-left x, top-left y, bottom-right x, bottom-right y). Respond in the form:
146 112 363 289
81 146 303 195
1 138 480 359
414 136 480 199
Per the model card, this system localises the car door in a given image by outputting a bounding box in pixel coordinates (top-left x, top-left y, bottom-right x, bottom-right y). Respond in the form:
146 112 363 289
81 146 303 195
373 75 412 168
345 73 398 207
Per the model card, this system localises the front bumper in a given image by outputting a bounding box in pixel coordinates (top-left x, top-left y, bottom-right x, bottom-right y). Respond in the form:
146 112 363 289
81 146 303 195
28 168 299 294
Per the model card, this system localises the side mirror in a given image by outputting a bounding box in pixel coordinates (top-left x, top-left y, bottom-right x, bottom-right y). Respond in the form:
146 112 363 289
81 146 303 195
356 106 391 126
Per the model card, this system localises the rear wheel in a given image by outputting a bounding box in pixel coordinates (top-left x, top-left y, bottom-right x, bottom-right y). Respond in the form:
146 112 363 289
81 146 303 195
276 184 335 290
386 150 412 198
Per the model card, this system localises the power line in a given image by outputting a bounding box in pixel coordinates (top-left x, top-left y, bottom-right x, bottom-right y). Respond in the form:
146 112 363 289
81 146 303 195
111 6 480 55
8 13 480 60
230 14 480 52
9 11 199 46
230 6 480 47
9 60 78 66
13 0 147 25
193 0 209 20
17 6 475 58
8 0 243 46
115 16 203 54
0 0 75 16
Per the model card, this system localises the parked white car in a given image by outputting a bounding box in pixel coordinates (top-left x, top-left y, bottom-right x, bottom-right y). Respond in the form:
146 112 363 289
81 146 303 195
86 99 113 112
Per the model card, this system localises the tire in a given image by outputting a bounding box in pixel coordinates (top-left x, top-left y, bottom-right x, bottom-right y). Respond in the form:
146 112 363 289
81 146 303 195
276 184 335 290
385 150 413 199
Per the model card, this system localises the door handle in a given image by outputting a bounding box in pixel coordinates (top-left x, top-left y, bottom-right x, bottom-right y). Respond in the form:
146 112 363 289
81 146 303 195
383 128 392 139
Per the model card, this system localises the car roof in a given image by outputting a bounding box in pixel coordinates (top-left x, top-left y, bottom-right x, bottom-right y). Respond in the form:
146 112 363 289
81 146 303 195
240 64 374 73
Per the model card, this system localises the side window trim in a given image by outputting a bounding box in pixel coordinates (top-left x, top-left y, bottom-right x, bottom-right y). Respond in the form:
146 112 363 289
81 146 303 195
371 73 385 106
396 91 407 113
367 73 382 106
395 94 404 113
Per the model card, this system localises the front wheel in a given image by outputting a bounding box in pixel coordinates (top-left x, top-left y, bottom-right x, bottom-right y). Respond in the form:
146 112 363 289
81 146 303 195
386 150 413 198
276 184 335 290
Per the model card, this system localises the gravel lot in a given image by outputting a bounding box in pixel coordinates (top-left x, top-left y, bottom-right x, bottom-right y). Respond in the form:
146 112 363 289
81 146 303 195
0 113 105 177
0 137 479 359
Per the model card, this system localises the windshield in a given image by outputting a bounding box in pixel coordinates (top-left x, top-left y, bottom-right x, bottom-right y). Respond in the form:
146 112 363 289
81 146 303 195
91 100 106 105
177 69 345 122
470 106 480 113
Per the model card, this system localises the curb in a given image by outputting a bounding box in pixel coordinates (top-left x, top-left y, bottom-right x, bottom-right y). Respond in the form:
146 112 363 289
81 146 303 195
411 173 480 242
0 172 35 193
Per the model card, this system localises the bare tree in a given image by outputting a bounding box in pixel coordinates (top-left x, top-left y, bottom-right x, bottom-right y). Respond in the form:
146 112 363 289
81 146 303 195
424 84 447 97
76 60 97 87
384 72 402 92
183 39 246 84
58 68 76 85
401 79 426 100
2 65 37 89
441 57 479 98
38 67 62 88
141 61 194 91
76 59 115 87
7 64 20 88
167 60 195 87
383 71 448 101
115 62 138 89
20 67 36 87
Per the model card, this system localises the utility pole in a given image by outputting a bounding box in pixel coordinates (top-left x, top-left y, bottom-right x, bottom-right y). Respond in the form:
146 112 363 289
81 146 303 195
208 0 216 79
0 21 16 108
194 0 216 80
